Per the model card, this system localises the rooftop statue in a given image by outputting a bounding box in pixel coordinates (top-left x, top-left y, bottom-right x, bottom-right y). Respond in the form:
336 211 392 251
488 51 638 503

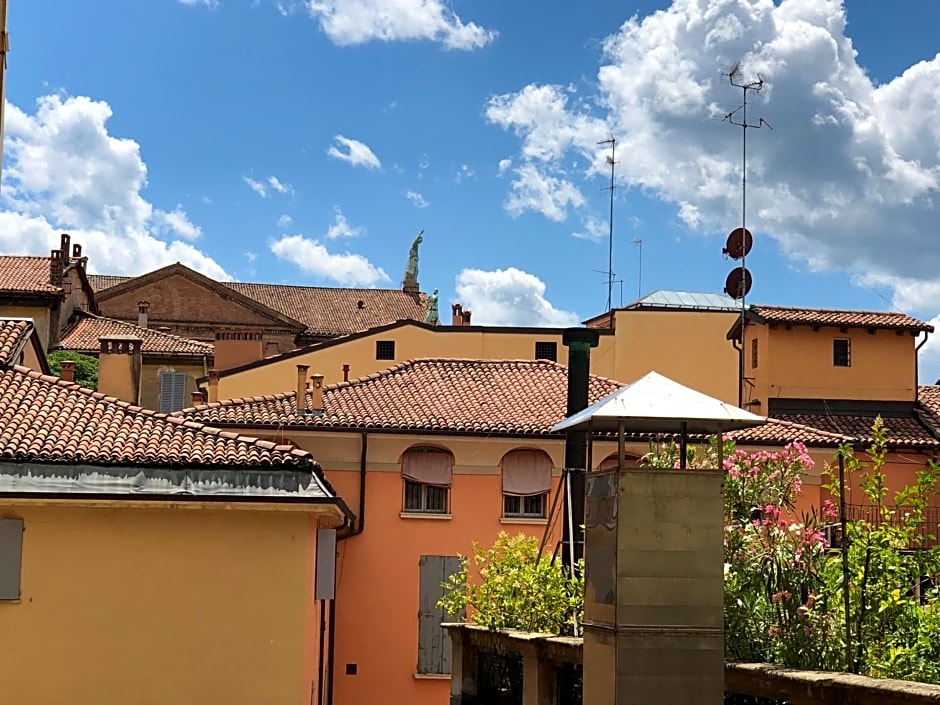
425 288 440 325
402 230 423 294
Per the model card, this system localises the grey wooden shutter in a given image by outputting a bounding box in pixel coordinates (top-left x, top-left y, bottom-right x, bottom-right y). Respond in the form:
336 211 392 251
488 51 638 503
417 555 463 675
0 518 24 600
159 372 188 413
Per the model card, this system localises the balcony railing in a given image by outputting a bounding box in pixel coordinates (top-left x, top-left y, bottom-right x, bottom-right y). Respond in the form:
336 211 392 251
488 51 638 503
837 504 940 549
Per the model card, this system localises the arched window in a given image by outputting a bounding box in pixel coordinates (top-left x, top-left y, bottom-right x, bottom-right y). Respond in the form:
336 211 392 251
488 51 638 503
401 446 453 514
501 449 552 519
598 453 642 470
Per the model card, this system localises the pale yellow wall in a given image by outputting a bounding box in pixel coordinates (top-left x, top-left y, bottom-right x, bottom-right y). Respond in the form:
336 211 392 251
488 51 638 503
604 309 739 403
0 505 320 705
744 322 772 408
140 361 205 411
216 326 618 399
752 325 917 403
215 310 738 402
98 352 139 404
0 306 52 352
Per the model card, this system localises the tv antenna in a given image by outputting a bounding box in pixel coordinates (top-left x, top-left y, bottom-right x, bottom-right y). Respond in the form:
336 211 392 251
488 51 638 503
633 238 643 300
718 63 772 407
598 137 618 315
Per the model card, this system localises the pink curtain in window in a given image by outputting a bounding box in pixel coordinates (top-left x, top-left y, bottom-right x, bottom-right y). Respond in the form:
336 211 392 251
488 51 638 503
502 450 552 497
402 450 453 487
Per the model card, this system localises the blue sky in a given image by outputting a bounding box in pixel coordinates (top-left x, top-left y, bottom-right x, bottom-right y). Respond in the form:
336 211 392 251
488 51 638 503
4 0 940 377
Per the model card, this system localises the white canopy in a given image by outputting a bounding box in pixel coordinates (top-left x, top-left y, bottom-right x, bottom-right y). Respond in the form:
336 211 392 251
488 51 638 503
551 371 766 435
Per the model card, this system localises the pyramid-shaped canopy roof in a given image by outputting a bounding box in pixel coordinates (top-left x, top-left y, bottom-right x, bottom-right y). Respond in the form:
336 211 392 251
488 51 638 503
551 371 766 435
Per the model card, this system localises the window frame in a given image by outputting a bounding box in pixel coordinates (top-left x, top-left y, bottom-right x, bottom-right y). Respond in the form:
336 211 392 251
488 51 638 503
403 479 449 514
833 337 851 367
502 493 547 519
534 341 558 362
750 337 758 369
375 340 396 361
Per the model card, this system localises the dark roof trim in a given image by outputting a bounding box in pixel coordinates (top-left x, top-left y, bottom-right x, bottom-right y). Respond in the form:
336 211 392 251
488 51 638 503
727 309 932 340
199 319 614 382
1 320 51 374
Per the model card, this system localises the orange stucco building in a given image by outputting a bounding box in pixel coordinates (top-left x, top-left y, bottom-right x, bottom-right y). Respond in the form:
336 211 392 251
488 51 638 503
0 320 350 705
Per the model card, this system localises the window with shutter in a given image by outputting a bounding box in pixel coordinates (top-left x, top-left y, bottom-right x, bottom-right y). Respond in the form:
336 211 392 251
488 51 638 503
0 518 24 601
417 555 463 675
159 371 188 413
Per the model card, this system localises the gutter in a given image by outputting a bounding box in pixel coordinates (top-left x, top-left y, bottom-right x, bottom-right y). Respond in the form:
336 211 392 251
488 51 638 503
323 431 368 705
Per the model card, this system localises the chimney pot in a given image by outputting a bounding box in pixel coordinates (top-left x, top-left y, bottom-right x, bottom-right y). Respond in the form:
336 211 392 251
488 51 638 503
207 369 220 403
60 233 71 265
137 301 150 329
296 364 310 414
462 310 472 325
59 360 76 383
451 303 463 326
342 364 350 382
191 391 204 406
311 373 325 414
72 243 82 259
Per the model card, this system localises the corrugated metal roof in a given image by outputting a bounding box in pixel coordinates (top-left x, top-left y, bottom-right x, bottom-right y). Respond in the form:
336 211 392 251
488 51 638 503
624 290 739 311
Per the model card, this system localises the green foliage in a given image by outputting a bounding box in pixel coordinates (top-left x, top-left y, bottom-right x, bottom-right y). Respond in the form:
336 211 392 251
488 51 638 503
47 350 98 390
438 532 583 635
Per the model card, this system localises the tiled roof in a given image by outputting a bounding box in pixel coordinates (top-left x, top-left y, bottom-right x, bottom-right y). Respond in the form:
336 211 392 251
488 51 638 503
749 305 932 332
86 274 130 291
772 413 940 449
224 282 428 338
917 386 940 418
0 365 317 468
0 256 61 295
182 358 625 435
727 418 854 446
0 320 34 367
59 314 214 356
87 273 429 338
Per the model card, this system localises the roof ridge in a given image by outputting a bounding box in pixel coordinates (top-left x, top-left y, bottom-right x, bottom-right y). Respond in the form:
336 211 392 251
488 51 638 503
10 366 312 462
753 303 911 316
175 390 296 414
67 311 213 350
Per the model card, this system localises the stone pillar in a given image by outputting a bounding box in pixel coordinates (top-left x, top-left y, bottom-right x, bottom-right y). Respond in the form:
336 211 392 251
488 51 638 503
445 625 478 705
583 468 725 705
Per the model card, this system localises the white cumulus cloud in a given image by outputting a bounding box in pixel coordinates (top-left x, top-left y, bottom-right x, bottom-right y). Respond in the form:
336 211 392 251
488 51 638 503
0 94 228 279
326 207 365 239
327 135 382 170
270 234 388 287
406 190 430 208
305 0 496 50
455 267 580 327
485 0 940 337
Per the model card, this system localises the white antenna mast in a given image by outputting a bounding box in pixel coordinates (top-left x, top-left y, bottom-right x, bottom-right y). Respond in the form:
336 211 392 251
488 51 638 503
597 137 617 315
633 238 643 300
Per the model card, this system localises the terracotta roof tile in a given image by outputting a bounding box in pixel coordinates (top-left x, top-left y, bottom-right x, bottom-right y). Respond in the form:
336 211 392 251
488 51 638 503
224 282 428 338
726 418 854 446
0 320 33 367
59 314 214 356
86 274 130 291
771 413 940 449
182 358 625 435
0 365 317 468
918 386 940 418
0 256 61 295
87 274 429 338
749 305 932 332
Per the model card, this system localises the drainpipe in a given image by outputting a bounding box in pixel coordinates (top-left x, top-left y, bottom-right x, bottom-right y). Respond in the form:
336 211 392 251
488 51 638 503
916 331 930 401
731 337 743 408
324 431 368 705
561 328 600 569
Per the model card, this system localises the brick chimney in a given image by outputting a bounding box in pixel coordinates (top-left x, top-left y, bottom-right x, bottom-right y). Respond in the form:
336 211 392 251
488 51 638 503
214 329 265 371
137 301 150 329
59 360 75 383
461 309 472 325
207 369 219 403
49 250 63 288
311 373 325 414
191 390 204 406
296 364 309 414
72 243 82 259
97 336 143 405
60 233 71 266
451 303 463 326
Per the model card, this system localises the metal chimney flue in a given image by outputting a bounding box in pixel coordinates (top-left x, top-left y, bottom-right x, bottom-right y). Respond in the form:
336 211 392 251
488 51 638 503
561 327 600 569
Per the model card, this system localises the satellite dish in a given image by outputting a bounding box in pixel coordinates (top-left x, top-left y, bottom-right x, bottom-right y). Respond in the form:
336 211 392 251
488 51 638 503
724 267 752 300
722 228 752 260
